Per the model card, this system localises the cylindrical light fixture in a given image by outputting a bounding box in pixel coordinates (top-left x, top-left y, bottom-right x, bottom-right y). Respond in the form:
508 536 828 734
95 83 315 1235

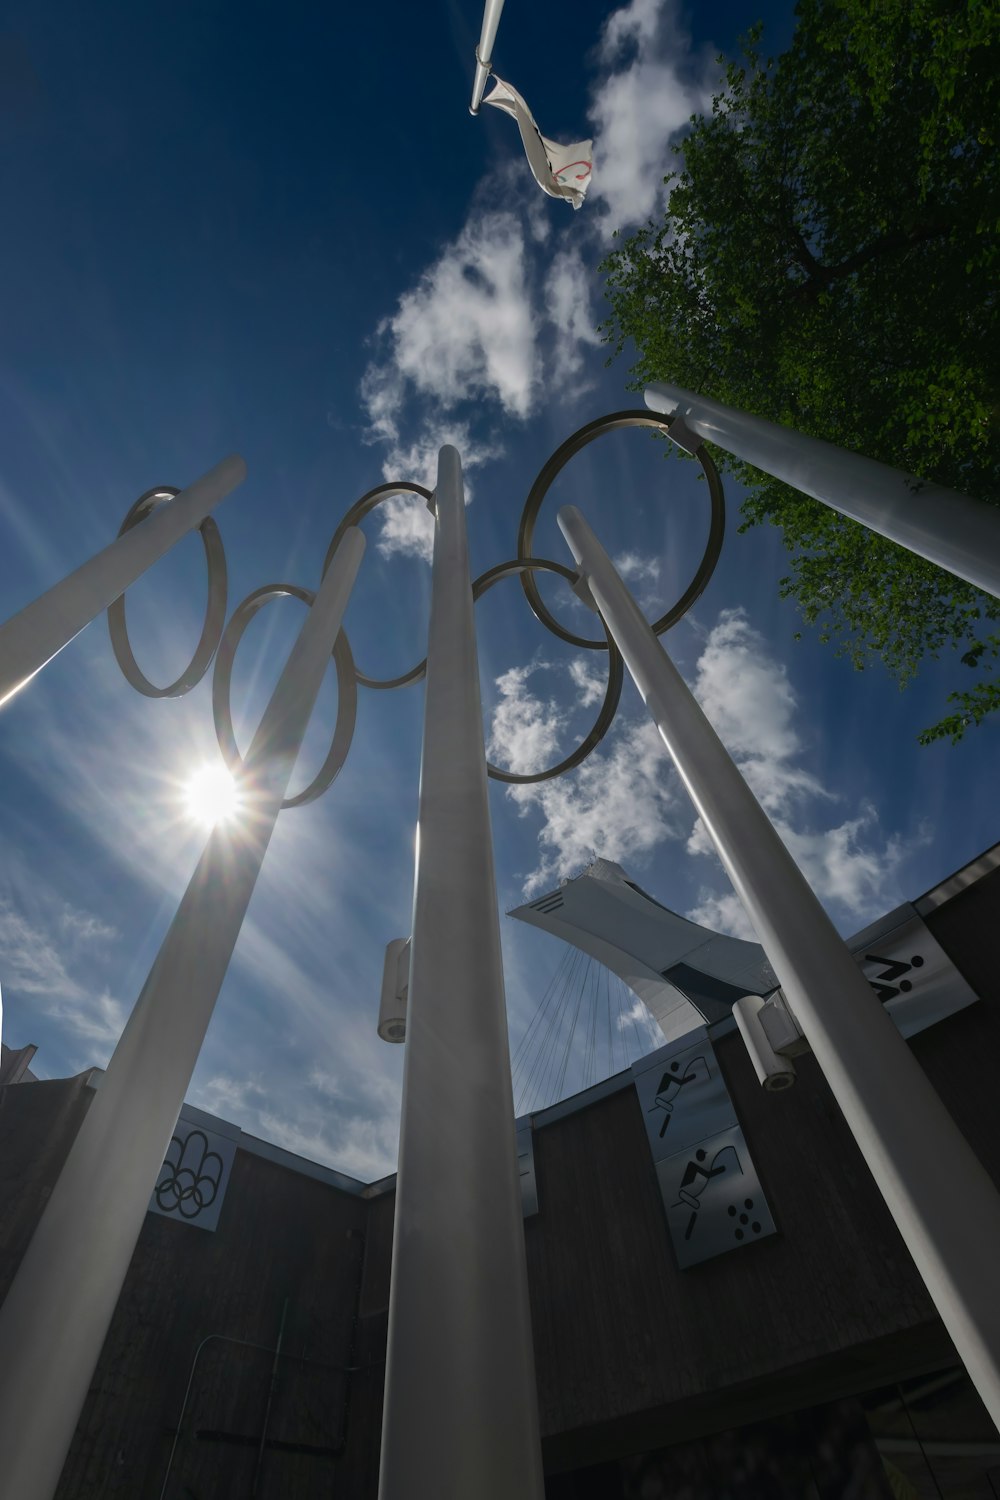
733 994 797 1091
378 938 410 1043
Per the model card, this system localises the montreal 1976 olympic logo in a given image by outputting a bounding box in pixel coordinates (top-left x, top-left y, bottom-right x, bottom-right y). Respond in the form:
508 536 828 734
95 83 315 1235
155 1130 225 1218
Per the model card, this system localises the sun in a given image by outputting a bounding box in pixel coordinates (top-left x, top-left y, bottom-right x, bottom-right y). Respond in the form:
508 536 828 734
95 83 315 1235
184 763 242 829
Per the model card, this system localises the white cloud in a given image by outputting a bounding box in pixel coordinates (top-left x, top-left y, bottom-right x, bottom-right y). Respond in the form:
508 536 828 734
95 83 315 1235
370 490 436 564
68 989 128 1047
192 1073 267 1118
524 191 552 246
59 907 118 943
0 900 79 996
190 1069 398 1181
691 608 796 754
489 663 566 776
601 0 665 54
0 896 127 1051
545 247 601 381
614 550 661 585
503 700 681 896
614 549 663 610
686 889 759 942
368 422 504 564
355 0 721 561
259 1106 398 1182
685 610 924 923
568 657 605 708
495 609 923 930
688 805 920 930
689 607 826 812
358 206 542 559
619 993 667 1049
366 210 540 421
777 808 918 918
588 0 715 232
195 1062 401 1181
308 1066 340 1099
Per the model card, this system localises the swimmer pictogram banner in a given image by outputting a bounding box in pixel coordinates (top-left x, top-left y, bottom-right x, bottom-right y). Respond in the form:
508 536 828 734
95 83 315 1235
482 75 593 209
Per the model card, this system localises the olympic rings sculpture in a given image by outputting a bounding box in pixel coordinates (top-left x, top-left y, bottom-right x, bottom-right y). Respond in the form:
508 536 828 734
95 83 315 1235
106 411 725 796
108 487 228 698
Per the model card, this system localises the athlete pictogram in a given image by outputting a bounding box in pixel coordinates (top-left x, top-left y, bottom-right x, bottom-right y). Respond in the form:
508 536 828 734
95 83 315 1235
862 952 925 1001
647 1053 710 1137
671 1143 743 1241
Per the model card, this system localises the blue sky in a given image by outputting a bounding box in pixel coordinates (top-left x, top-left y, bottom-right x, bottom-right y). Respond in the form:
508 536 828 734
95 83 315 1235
1 0 994 1178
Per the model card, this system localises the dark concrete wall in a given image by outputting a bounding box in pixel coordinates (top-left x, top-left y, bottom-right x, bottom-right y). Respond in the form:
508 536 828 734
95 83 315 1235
0 1073 93 1291
353 875 1000 1476
62 1147 367 1500
0 1080 369 1499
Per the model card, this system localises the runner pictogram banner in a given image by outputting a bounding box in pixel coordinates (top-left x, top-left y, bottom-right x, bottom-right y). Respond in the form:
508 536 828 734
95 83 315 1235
482 75 593 209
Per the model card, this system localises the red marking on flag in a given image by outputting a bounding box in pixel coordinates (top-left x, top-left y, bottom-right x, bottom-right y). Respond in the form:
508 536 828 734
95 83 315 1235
553 160 592 184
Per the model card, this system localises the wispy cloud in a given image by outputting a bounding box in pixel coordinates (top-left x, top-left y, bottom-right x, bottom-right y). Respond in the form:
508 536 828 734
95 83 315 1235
684 609 927 929
588 0 715 233
356 0 717 558
194 1072 268 1118
358 206 538 554
489 662 566 776
489 607 925 931
367 210 540 422
258 1104 398 1183
614 550 663 611
568 657 605 708
489 662 681 895
512 716 681 897
614 551 661 585
0 900 81 996
361 422 504 564
685 890 759 942
59 907 118 943
688 607 827 813
0 889 126 1052
545 246 601 382
68 989 129 1048
619 993 669 1049
193 1058 401 1180
1 632 409 1175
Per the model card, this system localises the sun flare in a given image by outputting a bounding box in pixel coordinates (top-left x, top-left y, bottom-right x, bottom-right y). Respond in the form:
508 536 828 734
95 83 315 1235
184 763 242 829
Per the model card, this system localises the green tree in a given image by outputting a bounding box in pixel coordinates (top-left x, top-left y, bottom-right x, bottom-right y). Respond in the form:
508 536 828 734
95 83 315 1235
601 0 1000 742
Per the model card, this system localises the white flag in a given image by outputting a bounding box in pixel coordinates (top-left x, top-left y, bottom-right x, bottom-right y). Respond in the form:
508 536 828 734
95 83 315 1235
483 75 593 210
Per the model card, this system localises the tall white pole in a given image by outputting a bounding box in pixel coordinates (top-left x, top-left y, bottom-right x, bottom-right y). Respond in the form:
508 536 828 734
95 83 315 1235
0 529 365 1500
470 0 506 113
378 449 544 1500
0 454 246 708
645 382 1000 600
559 502 1000 1433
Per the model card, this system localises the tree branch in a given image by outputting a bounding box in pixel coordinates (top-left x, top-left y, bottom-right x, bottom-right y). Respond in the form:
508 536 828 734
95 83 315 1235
788 222 950 290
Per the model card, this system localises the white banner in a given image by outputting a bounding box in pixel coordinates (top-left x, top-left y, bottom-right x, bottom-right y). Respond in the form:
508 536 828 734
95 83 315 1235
483 75 593 210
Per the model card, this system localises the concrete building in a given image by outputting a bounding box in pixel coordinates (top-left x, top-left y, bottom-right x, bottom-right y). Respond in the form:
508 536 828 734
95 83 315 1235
1 845 998 1498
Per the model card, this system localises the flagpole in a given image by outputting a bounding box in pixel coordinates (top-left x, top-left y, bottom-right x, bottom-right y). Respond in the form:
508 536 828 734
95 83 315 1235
557 501 1000 1433
0 456 245 709
470 0 506 113
645 382 1000 600
378 447 544 1500
0 529 365 1500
